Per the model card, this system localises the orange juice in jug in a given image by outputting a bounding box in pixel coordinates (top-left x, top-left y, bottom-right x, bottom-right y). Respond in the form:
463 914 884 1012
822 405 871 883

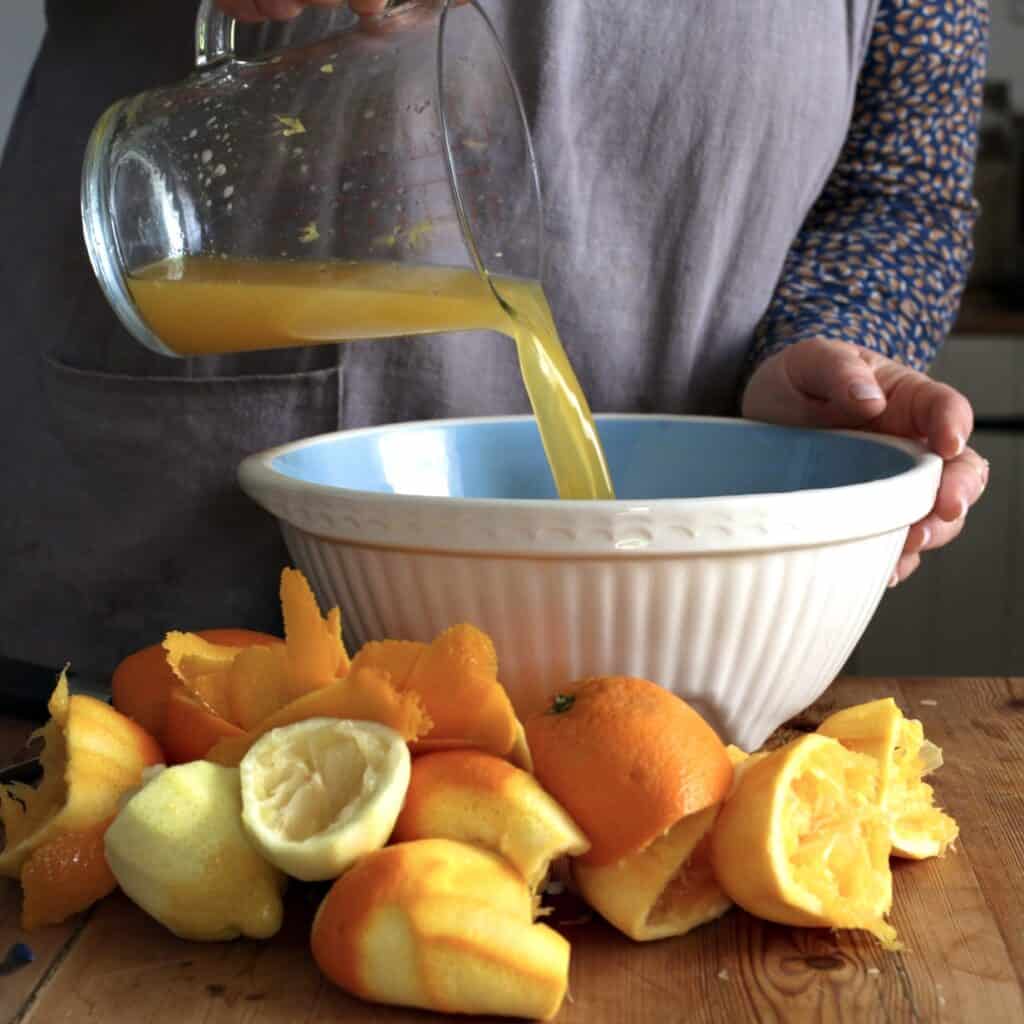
129 257 615 501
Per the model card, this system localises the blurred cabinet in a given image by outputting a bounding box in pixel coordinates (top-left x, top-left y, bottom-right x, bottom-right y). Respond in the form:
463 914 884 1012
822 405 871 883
848 336 1024 677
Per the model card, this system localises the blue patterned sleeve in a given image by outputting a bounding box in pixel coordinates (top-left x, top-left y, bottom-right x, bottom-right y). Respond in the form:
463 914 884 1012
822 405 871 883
749 0 988 374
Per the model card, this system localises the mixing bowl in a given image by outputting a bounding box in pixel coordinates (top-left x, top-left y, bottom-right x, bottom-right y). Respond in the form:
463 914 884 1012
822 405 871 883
238 414 941 750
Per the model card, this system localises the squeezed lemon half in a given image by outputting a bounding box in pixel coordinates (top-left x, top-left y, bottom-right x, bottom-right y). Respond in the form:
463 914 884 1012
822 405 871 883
239 717 411 882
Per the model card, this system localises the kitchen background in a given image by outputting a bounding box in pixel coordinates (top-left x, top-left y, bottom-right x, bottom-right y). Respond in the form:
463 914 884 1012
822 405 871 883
1 2 1022 676
854 1 1024 677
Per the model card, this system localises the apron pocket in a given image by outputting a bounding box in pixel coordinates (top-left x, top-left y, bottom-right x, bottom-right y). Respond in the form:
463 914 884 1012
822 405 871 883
32 356 343 674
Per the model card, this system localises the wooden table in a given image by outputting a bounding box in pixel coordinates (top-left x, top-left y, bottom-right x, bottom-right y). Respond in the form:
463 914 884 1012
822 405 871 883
3 677 1022 1024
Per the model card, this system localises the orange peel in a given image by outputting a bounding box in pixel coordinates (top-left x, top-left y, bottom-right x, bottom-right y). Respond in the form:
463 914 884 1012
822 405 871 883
20 820 118 929
572 745 759 941
162 688 246 764
0 672 164 878
162 569 351 735
311 839 570 1020
349 639 426 688
710 733 898 949
206 667 432 767
163 632 243 719
391 749 589 894
226 644 294 732
112 629 279 748
525 676 734 867
281 568 350 689
350 626 519 759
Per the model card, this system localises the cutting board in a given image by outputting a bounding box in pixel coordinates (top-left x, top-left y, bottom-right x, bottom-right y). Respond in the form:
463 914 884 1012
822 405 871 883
3 676 1023 1024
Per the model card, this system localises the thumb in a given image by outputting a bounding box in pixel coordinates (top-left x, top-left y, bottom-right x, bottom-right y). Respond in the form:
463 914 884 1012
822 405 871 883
743 338 888 429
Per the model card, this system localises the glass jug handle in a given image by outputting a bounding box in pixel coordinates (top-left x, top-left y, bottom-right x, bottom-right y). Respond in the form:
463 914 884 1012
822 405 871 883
195 0 237 68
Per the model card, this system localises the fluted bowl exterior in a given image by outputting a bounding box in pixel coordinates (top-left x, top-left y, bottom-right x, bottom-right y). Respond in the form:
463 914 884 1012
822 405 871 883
240 415 941 749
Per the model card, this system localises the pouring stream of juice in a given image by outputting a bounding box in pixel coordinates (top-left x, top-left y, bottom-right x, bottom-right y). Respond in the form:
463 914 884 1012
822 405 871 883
129 257 615 500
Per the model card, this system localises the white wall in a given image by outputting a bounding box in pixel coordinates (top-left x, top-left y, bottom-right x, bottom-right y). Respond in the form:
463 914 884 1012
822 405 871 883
989 0 1024 110
0 0 45 156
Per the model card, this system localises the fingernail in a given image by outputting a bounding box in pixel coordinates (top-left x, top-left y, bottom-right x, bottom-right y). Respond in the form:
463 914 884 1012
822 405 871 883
956 497 968 520
850 381 885 401
979 458 990 485
888 570 900 588
919 525 932 550
954 433 966 457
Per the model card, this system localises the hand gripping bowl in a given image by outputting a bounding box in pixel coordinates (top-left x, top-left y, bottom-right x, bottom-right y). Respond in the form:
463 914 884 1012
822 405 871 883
239 414 941 751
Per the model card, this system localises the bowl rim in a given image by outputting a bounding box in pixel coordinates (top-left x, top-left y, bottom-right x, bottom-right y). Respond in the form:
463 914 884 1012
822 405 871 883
237 413 944 555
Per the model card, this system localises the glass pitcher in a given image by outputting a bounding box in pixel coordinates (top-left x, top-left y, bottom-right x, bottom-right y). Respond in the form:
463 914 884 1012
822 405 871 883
81 0 543 358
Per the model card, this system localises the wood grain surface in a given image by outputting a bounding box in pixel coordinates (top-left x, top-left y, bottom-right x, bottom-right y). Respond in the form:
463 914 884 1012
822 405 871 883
2 677 1022 1024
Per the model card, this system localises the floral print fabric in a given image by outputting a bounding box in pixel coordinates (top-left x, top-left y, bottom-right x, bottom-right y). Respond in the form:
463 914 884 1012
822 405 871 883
752 0 989 373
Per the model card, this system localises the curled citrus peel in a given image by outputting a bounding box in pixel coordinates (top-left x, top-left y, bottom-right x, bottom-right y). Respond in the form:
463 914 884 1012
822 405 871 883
280 569 350 689
0 672 164 879
0 671 163 927
349 625 520 760
163 687 246 764
164 568 350 735
111 628 279 763
207 667 431 766
158 570 521 765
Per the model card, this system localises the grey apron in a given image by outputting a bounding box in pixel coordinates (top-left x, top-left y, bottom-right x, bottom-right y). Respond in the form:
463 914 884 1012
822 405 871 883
0 0 878 677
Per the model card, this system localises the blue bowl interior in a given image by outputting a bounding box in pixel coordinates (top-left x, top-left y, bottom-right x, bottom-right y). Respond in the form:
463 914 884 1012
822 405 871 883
269 418 915 501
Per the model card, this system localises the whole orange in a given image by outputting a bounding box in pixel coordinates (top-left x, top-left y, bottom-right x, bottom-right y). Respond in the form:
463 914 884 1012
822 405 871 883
524 676 733 866
111 628 278 746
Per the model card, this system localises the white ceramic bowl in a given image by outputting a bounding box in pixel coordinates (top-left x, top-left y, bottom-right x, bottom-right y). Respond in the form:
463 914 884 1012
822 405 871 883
239 414 941 750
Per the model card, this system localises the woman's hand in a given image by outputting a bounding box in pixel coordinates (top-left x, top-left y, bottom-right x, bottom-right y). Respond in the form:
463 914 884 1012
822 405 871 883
217 0 389 23
742 338 988 586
